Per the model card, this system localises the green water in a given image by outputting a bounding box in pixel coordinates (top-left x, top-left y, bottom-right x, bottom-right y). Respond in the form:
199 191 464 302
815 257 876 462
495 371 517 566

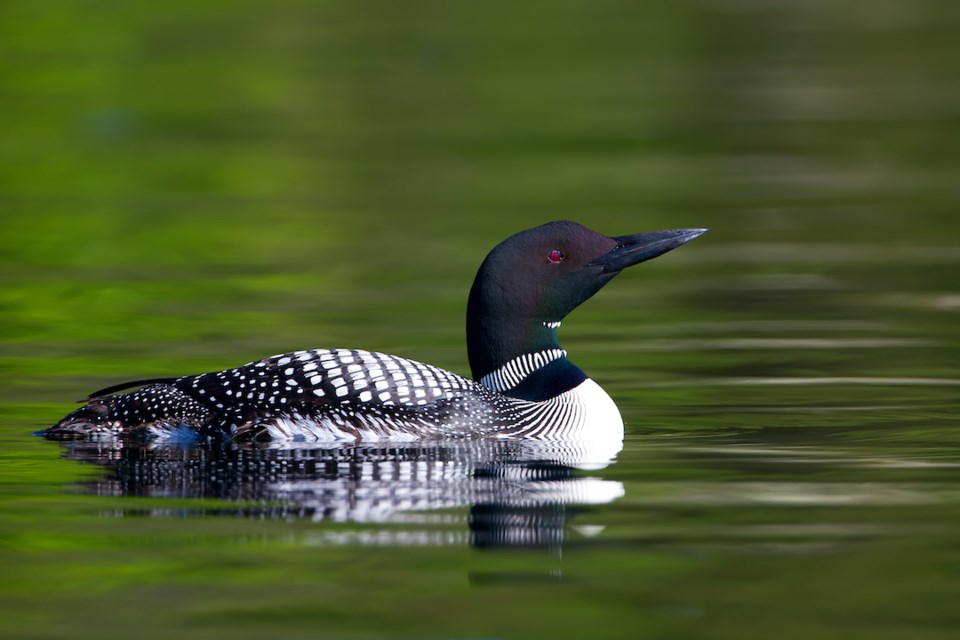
2 1 960 638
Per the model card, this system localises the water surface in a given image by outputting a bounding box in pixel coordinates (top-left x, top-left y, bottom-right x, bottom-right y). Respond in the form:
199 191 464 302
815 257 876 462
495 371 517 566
2 1 959 639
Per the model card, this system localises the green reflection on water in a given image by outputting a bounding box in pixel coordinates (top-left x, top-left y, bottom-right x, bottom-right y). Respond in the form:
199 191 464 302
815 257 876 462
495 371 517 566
2 1 960 639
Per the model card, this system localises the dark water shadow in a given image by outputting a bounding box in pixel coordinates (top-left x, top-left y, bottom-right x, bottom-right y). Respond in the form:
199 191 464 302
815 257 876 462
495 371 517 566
52 438 625 550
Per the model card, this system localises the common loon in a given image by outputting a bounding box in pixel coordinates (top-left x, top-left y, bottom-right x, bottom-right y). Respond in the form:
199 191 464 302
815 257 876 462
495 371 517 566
45 221 705 444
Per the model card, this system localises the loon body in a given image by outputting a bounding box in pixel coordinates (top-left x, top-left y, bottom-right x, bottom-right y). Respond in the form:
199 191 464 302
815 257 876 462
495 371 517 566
45 221 705 443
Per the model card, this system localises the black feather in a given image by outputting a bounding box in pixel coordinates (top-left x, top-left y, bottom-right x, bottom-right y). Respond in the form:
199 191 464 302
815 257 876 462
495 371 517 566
87 377 180 399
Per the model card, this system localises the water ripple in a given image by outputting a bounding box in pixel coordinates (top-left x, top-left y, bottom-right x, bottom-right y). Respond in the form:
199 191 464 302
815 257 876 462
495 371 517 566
643 376 960 388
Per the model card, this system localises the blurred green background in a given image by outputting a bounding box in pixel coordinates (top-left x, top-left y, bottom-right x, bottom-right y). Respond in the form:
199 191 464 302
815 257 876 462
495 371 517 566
2 1 960 639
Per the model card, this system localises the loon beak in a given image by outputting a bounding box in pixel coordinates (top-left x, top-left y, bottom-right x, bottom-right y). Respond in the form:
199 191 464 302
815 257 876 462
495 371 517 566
592 228 707 274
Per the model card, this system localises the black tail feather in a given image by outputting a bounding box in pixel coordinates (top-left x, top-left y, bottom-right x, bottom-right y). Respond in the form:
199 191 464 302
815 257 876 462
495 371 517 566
86 377 181 399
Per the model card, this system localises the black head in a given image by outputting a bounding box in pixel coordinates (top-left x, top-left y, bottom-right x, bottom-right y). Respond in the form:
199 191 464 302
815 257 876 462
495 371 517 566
466 221 706 381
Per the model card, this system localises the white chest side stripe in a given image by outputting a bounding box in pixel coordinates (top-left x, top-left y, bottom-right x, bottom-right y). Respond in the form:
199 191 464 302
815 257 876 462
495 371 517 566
479 348 567 392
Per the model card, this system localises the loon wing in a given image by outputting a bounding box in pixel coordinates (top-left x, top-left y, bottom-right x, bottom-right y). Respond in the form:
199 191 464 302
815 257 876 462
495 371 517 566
86 377 180 400
177 348 490 440
62 349 506 441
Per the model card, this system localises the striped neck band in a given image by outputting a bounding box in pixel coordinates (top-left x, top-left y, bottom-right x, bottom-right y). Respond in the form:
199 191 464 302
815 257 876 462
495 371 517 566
479 348 567 392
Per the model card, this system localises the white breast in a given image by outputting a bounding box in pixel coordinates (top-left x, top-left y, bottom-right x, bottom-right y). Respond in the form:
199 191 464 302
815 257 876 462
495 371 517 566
494 378 624 440
489 378 624 468
566 378 625 439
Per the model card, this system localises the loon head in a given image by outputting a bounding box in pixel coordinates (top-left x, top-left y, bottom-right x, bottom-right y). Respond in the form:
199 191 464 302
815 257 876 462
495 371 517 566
466 221 706 397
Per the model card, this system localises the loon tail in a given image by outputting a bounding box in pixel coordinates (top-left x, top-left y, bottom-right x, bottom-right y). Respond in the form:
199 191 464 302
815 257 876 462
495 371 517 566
85 377 181 400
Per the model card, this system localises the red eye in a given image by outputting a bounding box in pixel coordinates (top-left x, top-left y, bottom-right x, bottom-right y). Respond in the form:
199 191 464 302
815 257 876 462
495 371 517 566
547 249 565 263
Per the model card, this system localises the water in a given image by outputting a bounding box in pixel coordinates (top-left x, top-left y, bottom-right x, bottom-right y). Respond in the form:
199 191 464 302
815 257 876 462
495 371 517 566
2 1 960 638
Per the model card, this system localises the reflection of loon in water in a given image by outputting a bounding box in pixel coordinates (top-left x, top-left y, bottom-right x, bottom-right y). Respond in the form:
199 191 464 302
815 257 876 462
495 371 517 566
54 438 625 549
44 222 702 548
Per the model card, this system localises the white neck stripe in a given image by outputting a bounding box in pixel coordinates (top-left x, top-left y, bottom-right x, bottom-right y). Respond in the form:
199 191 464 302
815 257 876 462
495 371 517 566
479 348 567 392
